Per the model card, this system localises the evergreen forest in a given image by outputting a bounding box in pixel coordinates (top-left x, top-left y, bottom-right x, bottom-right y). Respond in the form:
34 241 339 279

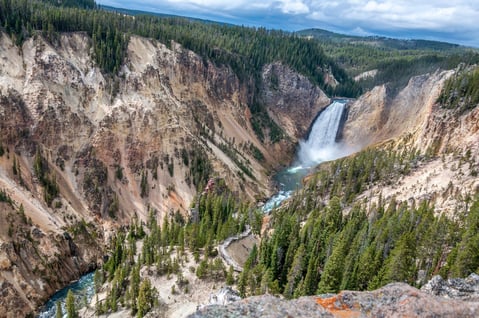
298 29 479 95
1 1 479 317
0 0 364 142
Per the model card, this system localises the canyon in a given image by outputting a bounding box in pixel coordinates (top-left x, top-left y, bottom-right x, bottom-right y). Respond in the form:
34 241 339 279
0 31 331 316
0 28 478 317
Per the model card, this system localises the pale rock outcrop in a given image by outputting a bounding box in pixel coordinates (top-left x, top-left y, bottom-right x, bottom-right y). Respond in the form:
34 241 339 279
190 275 479 317
341 69 479 214
342 70 453 148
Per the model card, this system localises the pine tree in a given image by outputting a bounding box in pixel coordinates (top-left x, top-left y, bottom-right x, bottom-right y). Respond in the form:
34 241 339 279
380 232 417 285
137 279 156 318
55 301 62 318
238 269 248 297
317 232 347 294
283 245 305 298
226 265 235 285
140 170 148 197
66 289 77 318
94 269 103 293
130 265 141 313
449 199 479 277
303 254 320 295
12 156 17 175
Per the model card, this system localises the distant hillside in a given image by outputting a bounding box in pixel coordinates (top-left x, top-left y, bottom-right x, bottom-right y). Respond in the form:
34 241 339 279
297 28 479 95
297 28 464 51
99 4 227 25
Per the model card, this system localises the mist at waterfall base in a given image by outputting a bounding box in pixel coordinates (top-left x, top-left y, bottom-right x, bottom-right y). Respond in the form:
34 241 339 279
262 100 354 212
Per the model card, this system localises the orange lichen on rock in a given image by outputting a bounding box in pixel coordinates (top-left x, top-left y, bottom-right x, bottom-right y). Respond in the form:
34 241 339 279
316 295 361 318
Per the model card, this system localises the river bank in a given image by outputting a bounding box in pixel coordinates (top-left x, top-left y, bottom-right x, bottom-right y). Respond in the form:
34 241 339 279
37 272 95 318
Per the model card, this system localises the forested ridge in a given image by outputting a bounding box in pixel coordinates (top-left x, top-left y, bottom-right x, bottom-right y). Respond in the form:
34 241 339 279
0 0 361 145
85 134 479 316
298 28 479 95
438 65 479 114
236 74 479 297
1 1 476 117
236 141 479 298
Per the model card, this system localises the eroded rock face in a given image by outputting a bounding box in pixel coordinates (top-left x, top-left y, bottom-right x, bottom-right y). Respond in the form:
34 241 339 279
0 31 332 316
262 62 330 140
0 32 331 222
190 278 479 318
342 70 453 148
0 202 103 318
421 273 479 301
341 69 479 215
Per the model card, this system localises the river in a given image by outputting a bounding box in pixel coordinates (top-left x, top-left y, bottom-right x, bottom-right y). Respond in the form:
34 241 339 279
37 272 95 318
38 100 349 316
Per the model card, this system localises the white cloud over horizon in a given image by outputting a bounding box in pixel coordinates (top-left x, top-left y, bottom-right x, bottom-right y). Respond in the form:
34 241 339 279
97 0 479 47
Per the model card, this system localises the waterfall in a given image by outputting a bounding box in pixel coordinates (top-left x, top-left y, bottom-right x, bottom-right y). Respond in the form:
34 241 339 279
263 100 348 213
296 100 347 168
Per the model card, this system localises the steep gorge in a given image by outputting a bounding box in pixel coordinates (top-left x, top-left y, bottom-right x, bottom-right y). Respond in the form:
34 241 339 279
0 31 332 316
341 68 479 213
0 18 478 317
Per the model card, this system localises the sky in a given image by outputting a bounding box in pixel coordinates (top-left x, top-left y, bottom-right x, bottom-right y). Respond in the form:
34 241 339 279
96 0 479 47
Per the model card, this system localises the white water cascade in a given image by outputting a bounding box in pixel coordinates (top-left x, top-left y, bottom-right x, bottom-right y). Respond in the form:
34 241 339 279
262 100 349 212
296 100 347 169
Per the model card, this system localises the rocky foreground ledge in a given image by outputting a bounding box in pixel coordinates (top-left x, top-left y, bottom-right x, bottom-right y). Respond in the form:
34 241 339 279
188 274 479 318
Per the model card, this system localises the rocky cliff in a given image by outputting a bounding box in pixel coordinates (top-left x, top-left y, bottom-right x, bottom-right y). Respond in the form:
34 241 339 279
341 69 479 214
261 62 330 140
342 70 453 148
190 274 479 318
0 31 330 316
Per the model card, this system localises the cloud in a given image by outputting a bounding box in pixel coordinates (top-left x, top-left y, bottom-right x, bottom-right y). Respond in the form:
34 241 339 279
97 0 479 47
279 1 310 14
350 27 374 37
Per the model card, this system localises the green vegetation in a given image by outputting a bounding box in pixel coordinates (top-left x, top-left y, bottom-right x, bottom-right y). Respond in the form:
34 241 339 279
438 66 479 114
0 0 127 74
248 143 265 161
185 146 213 190
95 183 258 316
55 301 62 318
140 170 148 198
0 189 13 205
236 143 479 298
305 142 419 204
33 149 59 206
115 165 123 181
250 112 285 144
2 2 477 313
44 0 96 9
66 289 77 318
12 155 18 175
356 54 479 95
298 29 479 95
136 278 156 317
0 0 361 143
218 142 255 180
